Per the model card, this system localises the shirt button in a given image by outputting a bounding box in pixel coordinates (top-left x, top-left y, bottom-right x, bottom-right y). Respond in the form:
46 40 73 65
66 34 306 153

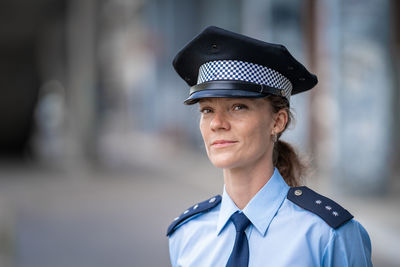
294 189 303 196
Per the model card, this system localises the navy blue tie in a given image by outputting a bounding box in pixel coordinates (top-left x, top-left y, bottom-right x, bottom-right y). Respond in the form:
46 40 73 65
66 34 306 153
226 211 251 267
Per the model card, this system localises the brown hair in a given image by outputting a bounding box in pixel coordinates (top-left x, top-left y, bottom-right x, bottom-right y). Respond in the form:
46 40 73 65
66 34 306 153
267 96 306 187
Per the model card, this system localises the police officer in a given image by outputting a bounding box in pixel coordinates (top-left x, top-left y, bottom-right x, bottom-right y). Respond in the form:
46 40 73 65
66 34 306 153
167 26 372 267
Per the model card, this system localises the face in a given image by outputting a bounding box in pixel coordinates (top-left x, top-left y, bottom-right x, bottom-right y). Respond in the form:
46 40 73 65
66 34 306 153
199 98 278 170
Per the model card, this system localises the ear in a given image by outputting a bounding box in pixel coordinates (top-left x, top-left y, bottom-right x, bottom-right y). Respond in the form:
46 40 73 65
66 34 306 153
272 109 288 135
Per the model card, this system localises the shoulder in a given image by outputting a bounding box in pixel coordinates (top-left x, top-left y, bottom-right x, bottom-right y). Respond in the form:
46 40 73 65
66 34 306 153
324 219 372 266
166 195 222 236
286 186 353 229
285 187 372 265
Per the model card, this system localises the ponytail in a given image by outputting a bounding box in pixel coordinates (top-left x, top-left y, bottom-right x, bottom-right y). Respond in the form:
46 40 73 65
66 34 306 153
266 96 307 187
273 140 305 187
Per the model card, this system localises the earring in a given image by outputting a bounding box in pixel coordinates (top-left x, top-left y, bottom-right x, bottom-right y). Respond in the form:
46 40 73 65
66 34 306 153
272 132 278 143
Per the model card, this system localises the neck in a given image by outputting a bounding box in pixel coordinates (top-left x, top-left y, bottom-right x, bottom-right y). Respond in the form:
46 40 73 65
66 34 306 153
223 158 274 210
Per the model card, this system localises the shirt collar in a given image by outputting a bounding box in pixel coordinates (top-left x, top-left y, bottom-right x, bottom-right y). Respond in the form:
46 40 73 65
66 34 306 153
216 185 239 235
216 168 289 236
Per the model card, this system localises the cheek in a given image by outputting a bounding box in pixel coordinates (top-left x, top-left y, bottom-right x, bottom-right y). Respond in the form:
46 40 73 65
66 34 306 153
242 119 271 150
199 119 209 142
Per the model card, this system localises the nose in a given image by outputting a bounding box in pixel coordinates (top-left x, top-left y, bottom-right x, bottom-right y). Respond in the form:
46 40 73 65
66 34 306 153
210 111 230 131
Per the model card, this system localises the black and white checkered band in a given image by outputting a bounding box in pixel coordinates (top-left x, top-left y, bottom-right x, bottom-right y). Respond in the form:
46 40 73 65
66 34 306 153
197 60 293 98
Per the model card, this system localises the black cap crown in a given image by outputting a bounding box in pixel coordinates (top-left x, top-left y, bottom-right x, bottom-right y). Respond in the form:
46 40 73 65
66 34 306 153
173 26 317 105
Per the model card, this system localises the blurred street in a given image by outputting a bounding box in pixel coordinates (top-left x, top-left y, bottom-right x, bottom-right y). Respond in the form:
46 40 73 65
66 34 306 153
0 134 399 267
0 134 223 267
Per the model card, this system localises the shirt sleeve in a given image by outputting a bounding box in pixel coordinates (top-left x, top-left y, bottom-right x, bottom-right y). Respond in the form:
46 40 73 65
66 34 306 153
322 219 372 267
168 236 178 267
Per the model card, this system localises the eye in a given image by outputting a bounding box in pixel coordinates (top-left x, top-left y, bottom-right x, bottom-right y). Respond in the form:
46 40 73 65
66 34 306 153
233 104 248 111
200 107 213 114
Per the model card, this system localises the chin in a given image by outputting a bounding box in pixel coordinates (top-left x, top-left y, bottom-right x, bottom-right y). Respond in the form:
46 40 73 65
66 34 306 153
208 155 241 169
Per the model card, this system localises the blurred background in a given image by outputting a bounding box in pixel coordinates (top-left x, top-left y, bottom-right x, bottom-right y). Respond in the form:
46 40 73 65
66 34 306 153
0 0 399 266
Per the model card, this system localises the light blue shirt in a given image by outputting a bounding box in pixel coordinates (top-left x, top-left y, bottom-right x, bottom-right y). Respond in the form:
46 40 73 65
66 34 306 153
168 169 372 266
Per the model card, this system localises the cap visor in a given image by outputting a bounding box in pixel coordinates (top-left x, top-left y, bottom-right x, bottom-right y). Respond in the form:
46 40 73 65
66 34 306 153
184 89 265 105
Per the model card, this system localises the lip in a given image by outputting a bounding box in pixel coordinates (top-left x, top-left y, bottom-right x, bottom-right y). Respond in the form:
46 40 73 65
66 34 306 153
211 140 238 148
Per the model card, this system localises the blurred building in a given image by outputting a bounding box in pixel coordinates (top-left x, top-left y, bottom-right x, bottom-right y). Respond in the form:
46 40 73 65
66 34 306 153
1 0 398 191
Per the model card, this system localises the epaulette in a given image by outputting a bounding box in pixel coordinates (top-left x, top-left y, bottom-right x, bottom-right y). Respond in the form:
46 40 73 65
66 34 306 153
287 186 353 229
167 195 222 236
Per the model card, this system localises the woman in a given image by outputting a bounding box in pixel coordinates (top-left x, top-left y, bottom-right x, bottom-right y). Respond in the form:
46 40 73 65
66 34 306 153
167 26 372 267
